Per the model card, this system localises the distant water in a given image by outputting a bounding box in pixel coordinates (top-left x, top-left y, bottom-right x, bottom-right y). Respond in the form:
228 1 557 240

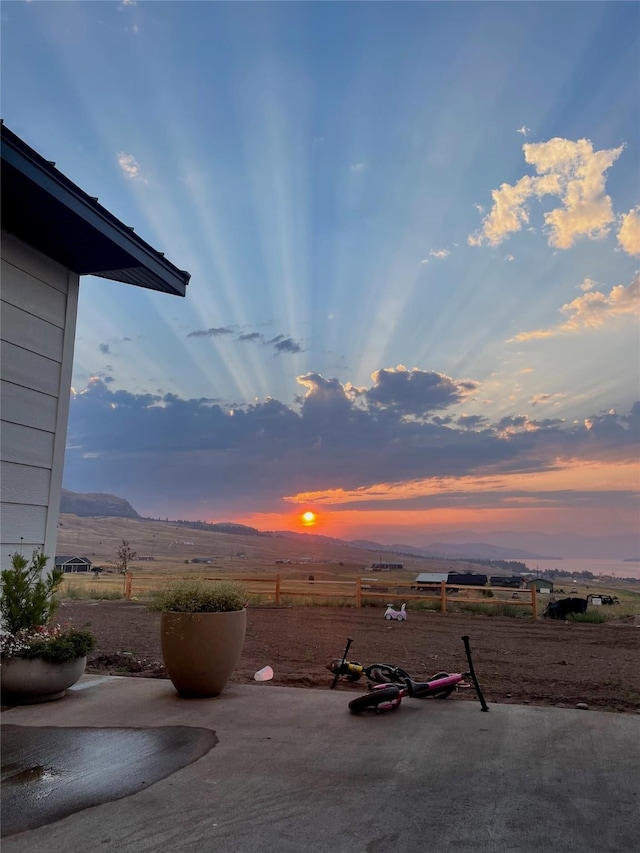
516 557 640 581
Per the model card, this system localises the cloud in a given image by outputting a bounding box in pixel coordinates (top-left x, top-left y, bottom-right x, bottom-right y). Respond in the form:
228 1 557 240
617 207 640 256
429 249 450 260
350 162 367 173
578 278 596 291
508 273 640 341
420 258 429 265
272 337 303 354
187 327 235 338
117 152 147 183
194 328 304 354
469 137 623 248
529 393 566 407
517 126 531 137
559 272 640 331
98 343 111 355
363 365 476 416
64 376 640 519
504 254 515 262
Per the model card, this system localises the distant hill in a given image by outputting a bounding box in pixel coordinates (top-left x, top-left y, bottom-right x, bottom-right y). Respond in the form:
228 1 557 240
60 489 140 519
173 520 267 537
349 538 553 561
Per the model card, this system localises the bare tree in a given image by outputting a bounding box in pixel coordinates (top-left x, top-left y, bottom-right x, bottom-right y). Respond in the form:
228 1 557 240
115 540 137 575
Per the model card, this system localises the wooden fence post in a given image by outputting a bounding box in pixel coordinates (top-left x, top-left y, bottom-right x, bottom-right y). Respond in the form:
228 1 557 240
440 580 447 613
275 573 281 606
531 584 537 620
124 571 133 601
355 578 362 608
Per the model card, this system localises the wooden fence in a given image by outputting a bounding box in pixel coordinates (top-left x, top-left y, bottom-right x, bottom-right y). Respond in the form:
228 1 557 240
117 573 538 618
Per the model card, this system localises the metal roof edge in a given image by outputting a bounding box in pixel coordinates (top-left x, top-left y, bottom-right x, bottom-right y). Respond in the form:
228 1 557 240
1 122 190 296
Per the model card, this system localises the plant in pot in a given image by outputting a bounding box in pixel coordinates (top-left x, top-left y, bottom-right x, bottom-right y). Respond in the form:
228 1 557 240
1 551 96 704
148 579 247 698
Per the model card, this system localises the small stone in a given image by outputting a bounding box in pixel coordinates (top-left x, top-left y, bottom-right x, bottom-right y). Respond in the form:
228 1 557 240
506 693 512 698
576 703 589 710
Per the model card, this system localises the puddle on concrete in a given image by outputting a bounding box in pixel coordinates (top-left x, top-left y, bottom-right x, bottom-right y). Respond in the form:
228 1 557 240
1 725 218 837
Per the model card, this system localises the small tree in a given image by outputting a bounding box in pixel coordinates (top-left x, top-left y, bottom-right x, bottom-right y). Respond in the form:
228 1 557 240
115 540 137 575
1 551 63 634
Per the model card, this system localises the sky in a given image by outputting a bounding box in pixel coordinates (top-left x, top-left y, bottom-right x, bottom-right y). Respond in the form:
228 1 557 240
2 1 639 550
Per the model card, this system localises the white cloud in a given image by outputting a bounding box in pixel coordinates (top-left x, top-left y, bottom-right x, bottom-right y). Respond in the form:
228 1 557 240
469 137 624 249
429 249 450 259
420 258 429 265
117 152 147 182
504 254 515 262
350 162 366 173
517 125 531 136
617 207 640 256
507 273 640 341
559 272 640 331
578 277 596 291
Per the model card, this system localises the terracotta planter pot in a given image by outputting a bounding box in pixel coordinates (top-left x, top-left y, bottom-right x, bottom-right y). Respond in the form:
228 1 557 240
1 655 87 704
160 609 247 698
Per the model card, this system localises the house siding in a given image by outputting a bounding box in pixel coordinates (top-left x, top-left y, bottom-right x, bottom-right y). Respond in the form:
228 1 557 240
0 231 79 568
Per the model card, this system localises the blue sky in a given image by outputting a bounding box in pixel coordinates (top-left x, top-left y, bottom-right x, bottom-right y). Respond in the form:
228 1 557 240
3 1 639 548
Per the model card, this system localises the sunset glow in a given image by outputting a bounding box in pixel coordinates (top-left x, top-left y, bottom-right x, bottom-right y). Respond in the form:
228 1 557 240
6 2 636 557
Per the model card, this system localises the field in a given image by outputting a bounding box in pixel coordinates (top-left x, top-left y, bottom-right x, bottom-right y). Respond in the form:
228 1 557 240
58 599 640 714
54 513 640 713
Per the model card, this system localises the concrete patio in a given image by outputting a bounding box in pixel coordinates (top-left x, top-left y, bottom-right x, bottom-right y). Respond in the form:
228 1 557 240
2 675 639 852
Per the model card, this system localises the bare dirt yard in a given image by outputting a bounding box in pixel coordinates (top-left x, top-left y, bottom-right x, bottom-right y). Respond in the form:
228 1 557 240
60 600 640 713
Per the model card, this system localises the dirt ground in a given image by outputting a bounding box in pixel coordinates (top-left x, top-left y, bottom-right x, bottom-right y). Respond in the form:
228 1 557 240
59 600 640 713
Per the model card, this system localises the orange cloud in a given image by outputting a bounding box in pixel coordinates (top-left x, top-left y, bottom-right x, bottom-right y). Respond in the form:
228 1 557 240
470 137 623 248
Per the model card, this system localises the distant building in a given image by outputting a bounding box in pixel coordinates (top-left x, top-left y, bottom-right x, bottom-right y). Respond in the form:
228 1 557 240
55 556 92 573
447 572 487 586
529 578 554 592
370 562 403 571
490 576 523 588
414 572 449 587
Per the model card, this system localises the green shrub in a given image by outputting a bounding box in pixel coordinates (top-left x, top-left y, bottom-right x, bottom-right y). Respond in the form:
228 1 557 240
1 551 63 634
148 580 246 613
19 628 96 663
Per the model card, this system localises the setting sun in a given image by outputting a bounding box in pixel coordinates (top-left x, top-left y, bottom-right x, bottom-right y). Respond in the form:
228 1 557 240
301 511 317 527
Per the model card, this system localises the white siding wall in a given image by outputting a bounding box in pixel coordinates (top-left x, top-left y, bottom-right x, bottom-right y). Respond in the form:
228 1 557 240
1 231 79 570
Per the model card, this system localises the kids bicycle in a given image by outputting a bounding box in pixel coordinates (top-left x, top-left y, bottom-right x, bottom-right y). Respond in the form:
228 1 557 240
328 635 489 713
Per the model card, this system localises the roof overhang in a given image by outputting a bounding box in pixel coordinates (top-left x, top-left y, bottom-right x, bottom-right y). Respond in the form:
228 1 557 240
1 123 190 296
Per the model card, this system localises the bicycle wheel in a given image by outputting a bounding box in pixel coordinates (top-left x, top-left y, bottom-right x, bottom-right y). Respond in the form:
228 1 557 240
433 687 455 699
367 665 411 685
348 685 401 714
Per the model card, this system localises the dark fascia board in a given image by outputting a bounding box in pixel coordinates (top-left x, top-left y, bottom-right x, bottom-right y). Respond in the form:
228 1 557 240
1 123 190 296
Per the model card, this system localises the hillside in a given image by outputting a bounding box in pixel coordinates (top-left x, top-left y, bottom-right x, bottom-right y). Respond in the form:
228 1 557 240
55 513 473 577
60 489 140 520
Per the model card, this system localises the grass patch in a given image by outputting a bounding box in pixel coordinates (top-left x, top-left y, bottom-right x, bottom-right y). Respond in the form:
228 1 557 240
411 600 443 613
568 610 607 624
64 585 123 601
450 602 533 618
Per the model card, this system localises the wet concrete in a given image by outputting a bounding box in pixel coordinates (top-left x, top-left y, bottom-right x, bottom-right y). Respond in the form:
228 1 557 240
1 724 218 837
2 677 639 852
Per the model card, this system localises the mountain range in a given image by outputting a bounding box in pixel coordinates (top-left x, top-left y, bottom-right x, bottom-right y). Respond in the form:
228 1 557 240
60 489 637 560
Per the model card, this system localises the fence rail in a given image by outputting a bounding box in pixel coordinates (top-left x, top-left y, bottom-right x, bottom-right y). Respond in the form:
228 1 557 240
93 573 536 618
